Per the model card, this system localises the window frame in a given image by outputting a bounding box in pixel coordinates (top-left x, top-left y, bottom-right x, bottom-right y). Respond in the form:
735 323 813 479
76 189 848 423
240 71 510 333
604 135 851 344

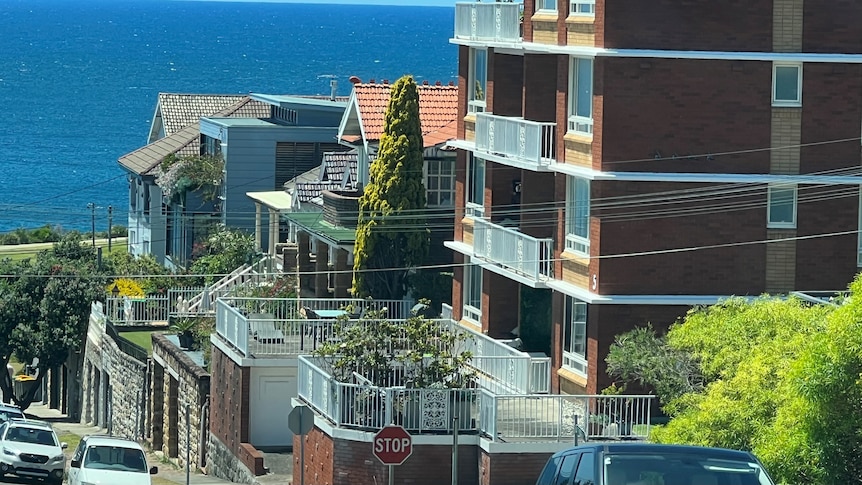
463 262 483 323
466 155 485 218
424 158 455 208
537 0 558 13
568 57 594 136
772 62 802 107
562 297 588 377
468 48 488 114
767 184 797 229
565 176 590 256
569 0 595 17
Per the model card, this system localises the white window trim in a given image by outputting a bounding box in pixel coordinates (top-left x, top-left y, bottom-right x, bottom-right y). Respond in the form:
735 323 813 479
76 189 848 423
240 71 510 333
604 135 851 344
463 263 482 323
562 298 587 378
468 48 488 114
772 62 802 107
466 155 485 219
567 57 594 137
767 184 797 229
537 0 559 13
423 159 455 208
565 176 590 256
568 0 595 17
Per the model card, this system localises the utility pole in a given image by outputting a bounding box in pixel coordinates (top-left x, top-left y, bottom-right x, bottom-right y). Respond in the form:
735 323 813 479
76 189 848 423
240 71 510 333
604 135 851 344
87 203 96 248
107 205 113 251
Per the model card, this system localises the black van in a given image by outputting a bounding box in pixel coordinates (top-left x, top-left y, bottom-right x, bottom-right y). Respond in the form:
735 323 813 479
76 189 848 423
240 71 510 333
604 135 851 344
535 443 775 485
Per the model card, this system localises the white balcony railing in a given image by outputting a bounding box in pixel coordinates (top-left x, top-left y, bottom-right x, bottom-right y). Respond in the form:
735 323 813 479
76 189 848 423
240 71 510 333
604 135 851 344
473 218 554 283
475 113 557 170
298 356 654 442
455 2 522 43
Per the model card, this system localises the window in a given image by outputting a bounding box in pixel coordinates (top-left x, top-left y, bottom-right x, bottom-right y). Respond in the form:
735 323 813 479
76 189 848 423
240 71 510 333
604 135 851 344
767 184 796 228
466 155 485 218
565 176 590 255
463 262 483 323
773 63 802 107
202 134 222 157
537 0 558 12
569 0 595 16
425 158 455 207
572 452 595 485
556 454 580 485
563 297 587 376
469 48 487 113
568 57 594 135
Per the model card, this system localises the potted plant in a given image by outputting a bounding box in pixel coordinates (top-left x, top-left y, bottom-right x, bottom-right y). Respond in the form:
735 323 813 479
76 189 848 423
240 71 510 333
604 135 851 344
169 317 199 350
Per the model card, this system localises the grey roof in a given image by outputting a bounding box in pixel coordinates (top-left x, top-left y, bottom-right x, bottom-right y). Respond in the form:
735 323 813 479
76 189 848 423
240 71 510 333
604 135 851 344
120 97 270 175
150 93 246 141
321 152 358 184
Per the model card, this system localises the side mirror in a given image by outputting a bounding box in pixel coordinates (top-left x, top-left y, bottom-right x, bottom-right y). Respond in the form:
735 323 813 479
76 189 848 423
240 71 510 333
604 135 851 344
61 442 68 449
70 459 81 468
149 466 158 475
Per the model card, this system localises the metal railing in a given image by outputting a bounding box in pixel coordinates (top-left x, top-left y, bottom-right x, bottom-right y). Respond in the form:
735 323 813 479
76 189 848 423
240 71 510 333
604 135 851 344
473 217 554 282
298 356 653 441
475 113 556 169
105 295 170 326
455 2 522 42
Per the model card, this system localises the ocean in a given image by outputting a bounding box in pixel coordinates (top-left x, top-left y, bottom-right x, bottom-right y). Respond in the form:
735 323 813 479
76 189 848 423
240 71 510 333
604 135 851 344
0 0 457 234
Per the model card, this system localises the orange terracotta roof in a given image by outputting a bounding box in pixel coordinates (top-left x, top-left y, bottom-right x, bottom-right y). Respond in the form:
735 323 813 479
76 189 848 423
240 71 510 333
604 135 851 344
352 81 458 148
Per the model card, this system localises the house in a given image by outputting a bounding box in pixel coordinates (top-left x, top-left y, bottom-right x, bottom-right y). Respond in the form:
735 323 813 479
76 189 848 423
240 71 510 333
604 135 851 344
446 0 862 399
119 91 350 270
279 78 459 298
119 94 269 265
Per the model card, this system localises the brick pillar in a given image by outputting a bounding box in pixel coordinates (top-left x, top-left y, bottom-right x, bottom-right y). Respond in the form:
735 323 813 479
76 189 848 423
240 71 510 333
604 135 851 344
315 243 329 297
297 232 313 293
333 248 351 298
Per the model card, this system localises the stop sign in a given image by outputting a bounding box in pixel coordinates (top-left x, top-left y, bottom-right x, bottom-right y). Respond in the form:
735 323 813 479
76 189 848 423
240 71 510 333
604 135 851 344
373 425 412 465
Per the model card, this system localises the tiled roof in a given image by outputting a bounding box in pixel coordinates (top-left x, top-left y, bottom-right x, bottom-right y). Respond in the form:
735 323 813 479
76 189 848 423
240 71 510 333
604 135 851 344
154 93 248 138
295 182 344 204
351 81 458 148
120 97 269 175
321 152 358 184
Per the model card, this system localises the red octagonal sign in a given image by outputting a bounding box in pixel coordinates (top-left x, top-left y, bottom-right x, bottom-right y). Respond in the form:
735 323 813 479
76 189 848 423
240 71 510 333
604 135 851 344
373 425 412 465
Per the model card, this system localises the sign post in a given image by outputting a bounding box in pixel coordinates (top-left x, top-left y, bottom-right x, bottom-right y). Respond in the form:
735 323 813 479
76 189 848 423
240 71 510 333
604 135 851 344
288 405 315 485
373 425 413 485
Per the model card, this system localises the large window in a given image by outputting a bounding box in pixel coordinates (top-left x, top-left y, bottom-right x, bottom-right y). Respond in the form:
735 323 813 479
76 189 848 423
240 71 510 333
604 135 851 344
767 184 796 228
563 297 587 376
772 63 802 107
568 58 594 135
425 158 455 207
202 134 223 157
469 48 487 113
569 0 595 16
537 0 558 12
463 262 483 323
565 176 590 255
466 155 485 218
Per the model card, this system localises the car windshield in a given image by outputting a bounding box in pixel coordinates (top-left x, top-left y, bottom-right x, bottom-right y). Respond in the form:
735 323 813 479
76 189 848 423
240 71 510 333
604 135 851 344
604 453 774 485
84 445 148 472
5 427 57 446
0 410 24 423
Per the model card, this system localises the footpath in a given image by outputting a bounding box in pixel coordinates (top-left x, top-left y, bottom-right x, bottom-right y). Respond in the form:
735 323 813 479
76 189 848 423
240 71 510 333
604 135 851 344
26 403 236 485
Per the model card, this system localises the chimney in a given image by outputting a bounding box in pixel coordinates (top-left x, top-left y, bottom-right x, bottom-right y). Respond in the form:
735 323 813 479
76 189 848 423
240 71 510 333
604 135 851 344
330 79 338 101
349 76 361 84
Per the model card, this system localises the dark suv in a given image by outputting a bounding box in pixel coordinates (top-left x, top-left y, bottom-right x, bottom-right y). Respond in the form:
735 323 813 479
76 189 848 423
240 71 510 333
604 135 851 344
536 443 775 485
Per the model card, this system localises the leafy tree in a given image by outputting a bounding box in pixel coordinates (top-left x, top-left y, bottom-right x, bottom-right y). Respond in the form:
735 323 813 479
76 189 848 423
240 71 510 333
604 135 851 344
106 252 178 294
0 235 107 409
352 75 429 300
188 224 257 285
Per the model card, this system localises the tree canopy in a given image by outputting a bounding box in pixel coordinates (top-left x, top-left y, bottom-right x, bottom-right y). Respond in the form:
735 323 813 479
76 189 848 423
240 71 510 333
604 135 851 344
0 234 108 409
352 75 429 300
605 282 862 485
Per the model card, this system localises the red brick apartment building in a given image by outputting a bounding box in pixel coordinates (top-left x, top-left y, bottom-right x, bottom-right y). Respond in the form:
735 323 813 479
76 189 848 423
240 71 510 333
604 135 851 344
448 0 862 396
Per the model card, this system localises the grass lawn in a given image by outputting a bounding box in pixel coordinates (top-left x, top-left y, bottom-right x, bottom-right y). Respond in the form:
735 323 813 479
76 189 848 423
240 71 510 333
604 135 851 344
57 432 81 453
0 238 127 261
120 330 161 355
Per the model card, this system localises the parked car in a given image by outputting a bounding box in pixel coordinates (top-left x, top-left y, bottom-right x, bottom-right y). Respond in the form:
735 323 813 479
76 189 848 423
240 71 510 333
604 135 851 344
0 404 24 423
67 434 157 485
0 418 67 484
536 443 776 485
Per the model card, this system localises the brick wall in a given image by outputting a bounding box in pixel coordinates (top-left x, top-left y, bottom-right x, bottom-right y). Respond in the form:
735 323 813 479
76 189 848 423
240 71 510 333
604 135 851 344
480 451 551 485
489 53 523 117
600 58 772 174
208 347 252 471
485 271 520 338
796 186 859 289
601 1 772 51
803 0 862 53
520 171 557 240
524 54 558 122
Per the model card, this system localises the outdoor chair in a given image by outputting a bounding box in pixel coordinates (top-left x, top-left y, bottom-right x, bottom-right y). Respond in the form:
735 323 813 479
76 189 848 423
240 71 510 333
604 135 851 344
249 313 285 344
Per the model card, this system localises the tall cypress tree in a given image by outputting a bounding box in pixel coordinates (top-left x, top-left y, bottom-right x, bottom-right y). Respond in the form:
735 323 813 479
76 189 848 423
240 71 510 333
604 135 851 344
352 75 428 300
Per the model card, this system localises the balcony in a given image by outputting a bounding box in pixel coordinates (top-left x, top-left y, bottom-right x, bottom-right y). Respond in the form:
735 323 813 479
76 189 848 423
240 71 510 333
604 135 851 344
454 2 522 44
474 113 557 171
473 218 554 286
299 355 654 442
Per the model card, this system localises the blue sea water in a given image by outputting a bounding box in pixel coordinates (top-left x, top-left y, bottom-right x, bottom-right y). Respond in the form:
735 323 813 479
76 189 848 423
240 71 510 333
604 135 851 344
0 0 457 234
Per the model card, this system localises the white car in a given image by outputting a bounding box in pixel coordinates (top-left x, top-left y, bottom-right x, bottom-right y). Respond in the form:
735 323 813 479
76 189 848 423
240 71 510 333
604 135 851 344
0 418 67 484
68 434 157 485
